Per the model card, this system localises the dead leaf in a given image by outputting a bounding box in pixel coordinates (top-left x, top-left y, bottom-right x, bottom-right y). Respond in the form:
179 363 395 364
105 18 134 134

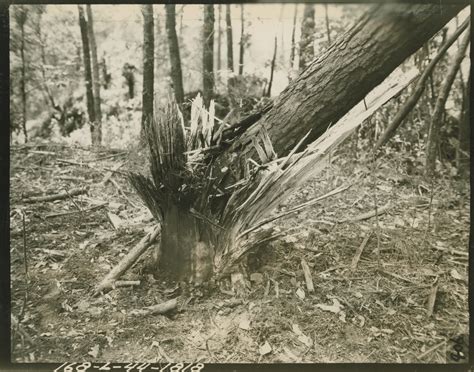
315 298 343 314
88 344 100 358
296 288 305 300
259 341 272 355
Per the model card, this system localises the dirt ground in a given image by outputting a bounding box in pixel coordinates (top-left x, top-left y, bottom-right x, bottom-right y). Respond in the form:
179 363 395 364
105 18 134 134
10 142 469 364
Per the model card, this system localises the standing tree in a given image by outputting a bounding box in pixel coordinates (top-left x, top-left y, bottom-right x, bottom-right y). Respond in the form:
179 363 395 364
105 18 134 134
324 4 331 45
225 4 234 74
165 4 184 106
106 4 463 288
217 4 222 71
238 4 244 75
13 6 28 142
142 5 154 133
266 36 277 97
77 5 95 141
86 5 102 145
457 71 470 175
299 4 315 71
202 5 215 108
425 24 470 176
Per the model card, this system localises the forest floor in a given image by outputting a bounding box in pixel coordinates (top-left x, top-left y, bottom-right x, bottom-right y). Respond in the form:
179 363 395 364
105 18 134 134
10 142 470 364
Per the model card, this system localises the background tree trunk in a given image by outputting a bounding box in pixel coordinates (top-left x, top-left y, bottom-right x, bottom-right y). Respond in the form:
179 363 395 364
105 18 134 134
203 5 215 108
226 4 234 73
238 4 244 76
289 4 298 71
217 4 222 72
165 4 184 105
457 71 470 175
86 5 102 146
141 5 154 133
375 17 469 151
266 36 277 97
15 6 28 142
299 4 315 71
227 4 465 161
425 25 470 177
324 4 332 45
77 5 95 138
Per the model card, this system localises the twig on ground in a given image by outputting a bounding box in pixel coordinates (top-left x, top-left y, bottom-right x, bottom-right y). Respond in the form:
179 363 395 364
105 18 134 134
93 225 161 296
45 202 107 219
22 186 88 203
100 161 125 185
339 202 390 223
109 178 139 209
114 280 141 288
300 259 314 293
426 276 439 318
417 340 446 361
64 187 83 213
350 232 372 272
378 269 417 285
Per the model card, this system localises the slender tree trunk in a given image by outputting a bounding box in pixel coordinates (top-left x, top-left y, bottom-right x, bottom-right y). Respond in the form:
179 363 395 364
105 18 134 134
266 36 277 97
299 4 315 71
77 6 95 136
217 4 222 71
165 4 184 105
425 25 470 176
86 5 102 146
225 4 234 73
375 18 469 151
289 4 297 70
457 71 470 175
142 5 154 133
16 7 28 142
203 5 215 108
324 4 331 45
238 4 244 76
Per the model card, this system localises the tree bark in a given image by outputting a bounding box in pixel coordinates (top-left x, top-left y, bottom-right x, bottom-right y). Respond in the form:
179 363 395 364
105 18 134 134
425 25 470 177
86 5 102 146
299 4 315 71
77 6 95 135
203 5 215 108
227 4 465 161
238 4 244 76
165 4 184 106
375 17 469 151
141 5 154 133
225 4 234 73
266 36 277 97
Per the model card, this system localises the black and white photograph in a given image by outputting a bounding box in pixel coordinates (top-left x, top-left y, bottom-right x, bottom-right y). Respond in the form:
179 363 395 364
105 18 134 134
8 1 471 367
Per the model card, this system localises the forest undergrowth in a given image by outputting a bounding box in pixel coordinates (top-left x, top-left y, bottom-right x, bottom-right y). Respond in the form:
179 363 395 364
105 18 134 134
9 141 469 363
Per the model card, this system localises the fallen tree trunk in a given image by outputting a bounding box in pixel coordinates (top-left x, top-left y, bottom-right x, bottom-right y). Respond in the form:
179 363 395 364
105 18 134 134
224 4 464 160
129 4 464 282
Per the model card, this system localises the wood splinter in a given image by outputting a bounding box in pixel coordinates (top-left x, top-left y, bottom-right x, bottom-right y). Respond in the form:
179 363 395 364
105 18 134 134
301 258 314 293
350 232 372 272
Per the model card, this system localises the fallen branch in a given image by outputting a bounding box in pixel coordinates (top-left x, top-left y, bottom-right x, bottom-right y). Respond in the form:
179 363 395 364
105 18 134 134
339 202 390 223
129 298 178 316
93 225 161 296
114 280 141 288
417 340 446 361
22 186 89 203
426 276 439 318
350 232 372 272
101 161 125 185
45 202 107 219
300 259 314 293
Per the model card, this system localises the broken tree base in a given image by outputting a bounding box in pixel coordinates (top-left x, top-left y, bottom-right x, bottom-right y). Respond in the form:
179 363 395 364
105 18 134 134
93 225 161 296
